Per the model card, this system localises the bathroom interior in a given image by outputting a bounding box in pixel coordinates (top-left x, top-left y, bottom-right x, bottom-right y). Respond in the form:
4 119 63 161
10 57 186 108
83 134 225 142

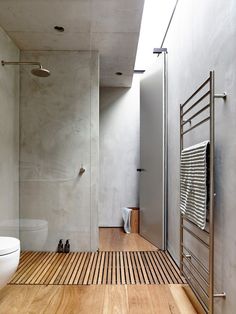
0 0 235 313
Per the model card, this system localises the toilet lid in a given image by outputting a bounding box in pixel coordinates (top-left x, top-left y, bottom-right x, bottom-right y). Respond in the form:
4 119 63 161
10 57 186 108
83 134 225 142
20 219 48 231
0 237 20 256
0 219 48 231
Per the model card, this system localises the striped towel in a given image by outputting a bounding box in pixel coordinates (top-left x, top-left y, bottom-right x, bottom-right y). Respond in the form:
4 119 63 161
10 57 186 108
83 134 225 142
180 141 209 229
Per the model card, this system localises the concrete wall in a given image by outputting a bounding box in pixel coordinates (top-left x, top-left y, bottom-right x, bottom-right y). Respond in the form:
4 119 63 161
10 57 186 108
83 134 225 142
99 76 140 226
0 26 19 237
20 51 99 252
165 0 236 313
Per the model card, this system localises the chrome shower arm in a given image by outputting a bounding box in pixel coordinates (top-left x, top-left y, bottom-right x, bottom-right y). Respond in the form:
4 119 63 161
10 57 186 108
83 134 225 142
1 60 42 67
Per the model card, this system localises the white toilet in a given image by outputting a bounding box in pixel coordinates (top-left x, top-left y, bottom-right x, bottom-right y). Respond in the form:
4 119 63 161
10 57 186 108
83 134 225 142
20 219 48 251
0 237 20 289
0 219 48 251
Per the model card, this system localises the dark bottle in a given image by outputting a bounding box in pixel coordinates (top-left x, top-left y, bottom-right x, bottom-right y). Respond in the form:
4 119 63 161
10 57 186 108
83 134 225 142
57 239 64 253
64 239 70 253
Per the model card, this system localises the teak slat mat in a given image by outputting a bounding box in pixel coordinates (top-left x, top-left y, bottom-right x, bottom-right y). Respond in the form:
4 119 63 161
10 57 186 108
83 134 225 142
10 251 185 285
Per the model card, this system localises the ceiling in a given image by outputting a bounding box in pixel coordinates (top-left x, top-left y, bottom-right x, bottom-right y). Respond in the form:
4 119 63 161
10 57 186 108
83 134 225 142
0 0 144 87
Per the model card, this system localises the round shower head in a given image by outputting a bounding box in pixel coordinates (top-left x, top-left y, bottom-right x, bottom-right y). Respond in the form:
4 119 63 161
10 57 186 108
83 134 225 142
31 66 50 77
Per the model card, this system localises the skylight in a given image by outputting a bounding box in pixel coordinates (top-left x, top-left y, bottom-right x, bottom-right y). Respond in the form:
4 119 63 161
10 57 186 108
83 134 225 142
135 0 176 70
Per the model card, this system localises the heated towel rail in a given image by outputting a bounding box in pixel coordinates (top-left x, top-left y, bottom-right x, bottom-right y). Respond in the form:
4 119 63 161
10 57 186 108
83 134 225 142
180 71 226 314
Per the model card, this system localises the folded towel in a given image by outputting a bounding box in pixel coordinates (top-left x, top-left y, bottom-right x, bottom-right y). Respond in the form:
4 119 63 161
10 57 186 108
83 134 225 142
180 141 209 229
122 207 132 233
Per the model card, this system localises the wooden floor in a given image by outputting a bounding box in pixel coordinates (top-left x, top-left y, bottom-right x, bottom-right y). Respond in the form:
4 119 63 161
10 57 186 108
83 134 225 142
0 228 199 313
99 228 158 251
0 284 197 314
10 251 185 285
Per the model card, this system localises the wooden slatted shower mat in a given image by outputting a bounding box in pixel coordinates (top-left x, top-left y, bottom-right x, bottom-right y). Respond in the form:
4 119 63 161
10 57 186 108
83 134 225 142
10 251 185 285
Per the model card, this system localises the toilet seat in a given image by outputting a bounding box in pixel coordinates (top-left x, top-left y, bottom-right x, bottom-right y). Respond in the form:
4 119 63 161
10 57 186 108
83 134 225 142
0 219 48 231
0 237 20 256
20 219 48 231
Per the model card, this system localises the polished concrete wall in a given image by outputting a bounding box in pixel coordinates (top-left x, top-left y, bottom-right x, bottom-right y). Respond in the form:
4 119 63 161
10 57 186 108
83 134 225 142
99 76 140 226
0 26 19 237
165 0 236 313
20 51 99 251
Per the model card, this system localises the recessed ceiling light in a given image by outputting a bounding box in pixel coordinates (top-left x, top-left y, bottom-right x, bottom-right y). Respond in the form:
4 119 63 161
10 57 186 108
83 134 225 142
54 26 64 32
115 72 123 76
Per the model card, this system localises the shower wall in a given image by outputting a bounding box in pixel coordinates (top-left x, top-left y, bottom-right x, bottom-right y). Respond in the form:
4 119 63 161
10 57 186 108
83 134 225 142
0 26 19 238
20 51 99 252
165 0 236 313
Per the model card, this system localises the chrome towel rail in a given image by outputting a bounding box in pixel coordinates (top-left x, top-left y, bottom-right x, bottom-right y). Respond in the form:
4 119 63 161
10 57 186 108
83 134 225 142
179 71 226 314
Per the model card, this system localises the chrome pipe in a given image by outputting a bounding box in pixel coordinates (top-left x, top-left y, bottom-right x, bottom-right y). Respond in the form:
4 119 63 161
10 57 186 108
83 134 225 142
182 261 209 299
214 293 226 298
182 224 209 248
182 103 210 126
209 70 215 314
1 60 41 67
180 104 184 274
182 244 209 274
182 215 210 235
182 253 209 287
182 116 210 135
214 93 227 99
183 271 209 313
181 78 210 108
1 60 50 77
181 90 210 116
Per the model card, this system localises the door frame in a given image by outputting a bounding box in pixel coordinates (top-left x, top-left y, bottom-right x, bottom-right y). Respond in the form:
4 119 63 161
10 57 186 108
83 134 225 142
162 51 168 251
139 51 168 250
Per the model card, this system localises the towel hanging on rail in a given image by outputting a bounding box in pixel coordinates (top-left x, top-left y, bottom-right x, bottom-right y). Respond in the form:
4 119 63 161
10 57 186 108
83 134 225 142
180 140 209 230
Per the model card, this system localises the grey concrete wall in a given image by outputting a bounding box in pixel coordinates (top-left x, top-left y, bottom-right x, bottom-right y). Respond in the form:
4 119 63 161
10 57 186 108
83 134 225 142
20 51 99 251
165 0 236 313
99 76 140 226
0 26 19 238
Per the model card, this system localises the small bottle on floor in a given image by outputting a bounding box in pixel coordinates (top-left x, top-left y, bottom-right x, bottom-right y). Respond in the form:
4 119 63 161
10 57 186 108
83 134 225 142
57 239 64 253
64 239 70 253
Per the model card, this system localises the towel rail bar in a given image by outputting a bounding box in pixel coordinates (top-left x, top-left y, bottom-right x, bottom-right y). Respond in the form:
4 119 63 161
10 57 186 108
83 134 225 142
182 225 209 248
182 117 210 135
182 254 209 286
182 261 209 299
182 90 210 117
183 271 209 313
182 103 210 126
180 71 226 313
182 215 210 235
181 77 210 108
182 244 209 274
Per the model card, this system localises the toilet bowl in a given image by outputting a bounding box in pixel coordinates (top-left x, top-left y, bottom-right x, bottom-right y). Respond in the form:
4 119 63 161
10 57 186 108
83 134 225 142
0 237 20 289
20 219 48 251
0 219 48 251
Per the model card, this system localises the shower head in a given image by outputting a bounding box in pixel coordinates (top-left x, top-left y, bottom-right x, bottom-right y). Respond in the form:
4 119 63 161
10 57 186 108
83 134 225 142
1 60 50 77
31 66 50 77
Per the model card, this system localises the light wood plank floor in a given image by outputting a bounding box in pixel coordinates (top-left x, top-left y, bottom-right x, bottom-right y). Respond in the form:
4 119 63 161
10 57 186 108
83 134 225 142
99 227 158 251
0 228 200 313
0 284 197 314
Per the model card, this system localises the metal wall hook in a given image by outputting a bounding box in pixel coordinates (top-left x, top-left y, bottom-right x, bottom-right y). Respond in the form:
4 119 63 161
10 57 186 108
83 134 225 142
79 165 86 175
214 292 226 298
214 92 227 99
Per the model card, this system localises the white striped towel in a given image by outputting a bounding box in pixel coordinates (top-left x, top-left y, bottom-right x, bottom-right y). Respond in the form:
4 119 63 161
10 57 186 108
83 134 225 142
180 140 209 229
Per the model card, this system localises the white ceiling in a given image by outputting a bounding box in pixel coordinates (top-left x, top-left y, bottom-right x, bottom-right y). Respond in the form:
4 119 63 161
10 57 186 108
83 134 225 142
0 0 144 87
